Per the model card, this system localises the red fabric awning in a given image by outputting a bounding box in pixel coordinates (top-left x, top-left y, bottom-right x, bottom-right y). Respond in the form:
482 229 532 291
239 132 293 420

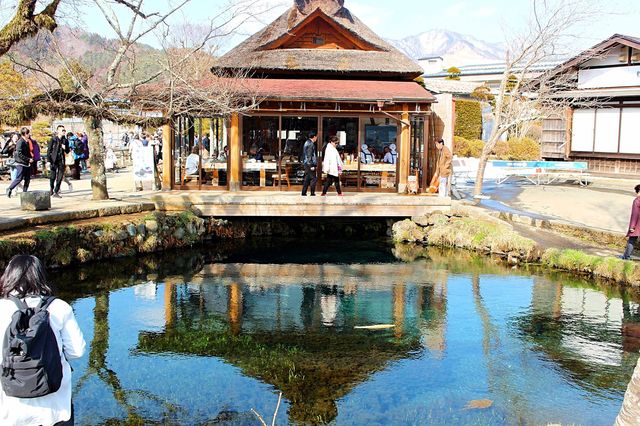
235 78 436 103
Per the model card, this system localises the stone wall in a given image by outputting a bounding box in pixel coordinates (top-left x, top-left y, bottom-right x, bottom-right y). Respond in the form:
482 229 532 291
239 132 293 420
0 214 393 269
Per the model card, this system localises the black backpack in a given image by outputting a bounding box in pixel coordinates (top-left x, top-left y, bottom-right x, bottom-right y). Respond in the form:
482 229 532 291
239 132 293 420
73 140 84 156
1 296 63 398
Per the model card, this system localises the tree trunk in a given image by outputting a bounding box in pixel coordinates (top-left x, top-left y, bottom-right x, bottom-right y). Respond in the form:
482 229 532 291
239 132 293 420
83 116 109 200
473 144 493 198
616 357 640 426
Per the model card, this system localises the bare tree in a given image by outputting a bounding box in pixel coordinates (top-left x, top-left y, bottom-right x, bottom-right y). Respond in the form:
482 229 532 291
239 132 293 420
11 0 264 200
472 0 604 198
0 0 62 56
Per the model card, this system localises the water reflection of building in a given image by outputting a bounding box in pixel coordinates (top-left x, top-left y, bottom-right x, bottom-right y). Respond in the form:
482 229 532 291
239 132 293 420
522 278 640 392
140 263 449 424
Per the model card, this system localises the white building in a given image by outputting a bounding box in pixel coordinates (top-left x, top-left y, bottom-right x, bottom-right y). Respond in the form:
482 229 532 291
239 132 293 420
541 34 640 175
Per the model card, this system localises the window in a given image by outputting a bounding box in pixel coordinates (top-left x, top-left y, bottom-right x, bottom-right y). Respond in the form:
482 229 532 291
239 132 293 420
571 109 595 152
620 108 640 154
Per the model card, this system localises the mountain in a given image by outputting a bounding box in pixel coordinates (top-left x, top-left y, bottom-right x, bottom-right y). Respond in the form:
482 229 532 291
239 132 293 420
387 29 505 68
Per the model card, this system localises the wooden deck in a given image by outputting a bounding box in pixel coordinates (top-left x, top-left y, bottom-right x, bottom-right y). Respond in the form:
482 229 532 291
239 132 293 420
150 191 451 217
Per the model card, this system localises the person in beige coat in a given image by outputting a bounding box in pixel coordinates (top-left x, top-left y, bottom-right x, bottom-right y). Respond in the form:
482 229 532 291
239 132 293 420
434 139 452 197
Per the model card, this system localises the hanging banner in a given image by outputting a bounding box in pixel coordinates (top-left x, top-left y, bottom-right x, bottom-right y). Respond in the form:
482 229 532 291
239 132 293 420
132 144 155 182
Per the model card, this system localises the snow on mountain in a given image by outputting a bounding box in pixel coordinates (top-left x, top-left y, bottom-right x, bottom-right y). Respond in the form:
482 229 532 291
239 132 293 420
388 29 505 69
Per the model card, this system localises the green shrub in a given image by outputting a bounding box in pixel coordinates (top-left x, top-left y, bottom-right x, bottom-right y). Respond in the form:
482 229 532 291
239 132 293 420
454 99 482 140
492 137 540 160
506 137 540 161
453 136 484 158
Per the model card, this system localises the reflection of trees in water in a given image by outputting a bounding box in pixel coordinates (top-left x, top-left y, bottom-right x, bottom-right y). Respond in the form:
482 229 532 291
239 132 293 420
472 273 532 423
73 292 182 424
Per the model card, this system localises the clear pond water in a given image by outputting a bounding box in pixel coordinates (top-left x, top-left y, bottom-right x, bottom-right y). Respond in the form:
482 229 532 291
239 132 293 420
52 240 640 425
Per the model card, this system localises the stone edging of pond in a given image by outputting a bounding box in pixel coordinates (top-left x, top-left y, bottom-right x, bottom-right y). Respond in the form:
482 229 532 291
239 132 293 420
392 209 640 287
0 212 213 270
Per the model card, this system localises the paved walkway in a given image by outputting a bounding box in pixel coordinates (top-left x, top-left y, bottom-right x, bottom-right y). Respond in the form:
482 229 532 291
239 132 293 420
0 170 156 232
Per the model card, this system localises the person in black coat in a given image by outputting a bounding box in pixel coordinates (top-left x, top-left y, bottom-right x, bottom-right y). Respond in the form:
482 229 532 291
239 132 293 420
48 125 72 198
6 127 33 198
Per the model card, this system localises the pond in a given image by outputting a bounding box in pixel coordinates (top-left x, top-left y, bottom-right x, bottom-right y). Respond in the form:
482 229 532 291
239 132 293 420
52 239 640 425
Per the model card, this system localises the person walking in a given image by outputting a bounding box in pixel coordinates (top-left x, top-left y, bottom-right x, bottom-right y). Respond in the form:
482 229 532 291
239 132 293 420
2 132 18 183
79 132 89 172
0 255 86 426
434 138 452 198
6 127 33 198
321 136 343 196
301 130 318 196
48 125 72 198
621 184 640 260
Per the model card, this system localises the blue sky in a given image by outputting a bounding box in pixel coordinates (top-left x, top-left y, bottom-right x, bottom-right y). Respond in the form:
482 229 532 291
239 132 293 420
74 0 640 53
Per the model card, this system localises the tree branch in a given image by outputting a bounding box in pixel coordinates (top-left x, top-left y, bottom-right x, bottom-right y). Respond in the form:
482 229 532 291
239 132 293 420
0 0 62 56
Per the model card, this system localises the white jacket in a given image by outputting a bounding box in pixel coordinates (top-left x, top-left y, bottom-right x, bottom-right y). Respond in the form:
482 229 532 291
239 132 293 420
323 143 343 177
0 297 86 426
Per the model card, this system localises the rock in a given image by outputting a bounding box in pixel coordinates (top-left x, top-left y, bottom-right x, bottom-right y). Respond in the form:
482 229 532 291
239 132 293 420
411 214 431 227
93 230 104 238
145 220 159 234
137 223 146 237
428 213 450 227
186 222 196 235
392 219 427 243
126 224 137 237
20 191 51 211
173 228 185 240
116 230 129 241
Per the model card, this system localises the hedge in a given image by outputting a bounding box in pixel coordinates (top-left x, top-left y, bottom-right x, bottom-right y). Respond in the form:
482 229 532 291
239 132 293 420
454 99 482 140
454 136 483 157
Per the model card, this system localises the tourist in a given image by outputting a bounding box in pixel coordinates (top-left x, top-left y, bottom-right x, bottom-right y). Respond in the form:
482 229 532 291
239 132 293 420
185 145 200 176
621 184 640 260
28 132 41 177
6 127 33 198
0 255 86 426
80 132 90 172
321 136 343 196
360 143 374 164
47 125 72 198
202 133 210 152
67 132 83 180
301 130 318 196
219 145 229 161
434 139 452 198
2 132 18 182
383 144 398 164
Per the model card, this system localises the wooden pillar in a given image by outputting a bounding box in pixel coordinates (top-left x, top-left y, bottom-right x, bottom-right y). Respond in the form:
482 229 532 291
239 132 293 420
398 104 411 194
565 107 573 160
162 122 174 190
228 113 241 191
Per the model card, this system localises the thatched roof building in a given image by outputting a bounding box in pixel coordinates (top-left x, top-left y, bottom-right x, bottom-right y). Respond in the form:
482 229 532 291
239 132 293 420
214 0 423 79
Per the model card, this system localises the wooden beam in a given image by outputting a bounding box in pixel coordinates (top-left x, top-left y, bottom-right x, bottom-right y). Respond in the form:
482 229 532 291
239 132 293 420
565 107 573 160
162 122 174 190
398 104 411 194
228 113 241 191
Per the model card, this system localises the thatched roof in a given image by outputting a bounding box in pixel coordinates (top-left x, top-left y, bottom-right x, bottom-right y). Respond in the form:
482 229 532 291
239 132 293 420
214 0 423 79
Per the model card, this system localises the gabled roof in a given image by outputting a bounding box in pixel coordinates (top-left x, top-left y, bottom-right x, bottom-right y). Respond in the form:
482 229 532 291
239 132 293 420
214 0 423 79
545 34 640 80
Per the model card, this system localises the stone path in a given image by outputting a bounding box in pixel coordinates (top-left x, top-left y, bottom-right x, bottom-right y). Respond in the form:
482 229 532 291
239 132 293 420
0 169 155 232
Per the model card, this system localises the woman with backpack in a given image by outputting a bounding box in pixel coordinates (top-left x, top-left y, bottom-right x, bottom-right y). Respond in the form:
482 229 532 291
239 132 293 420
67 132 83 180
0 255 86 426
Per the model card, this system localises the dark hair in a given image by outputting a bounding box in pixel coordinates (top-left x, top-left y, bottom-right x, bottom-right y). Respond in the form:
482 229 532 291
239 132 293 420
0 255 54 298
20 127 30 136
309 130 317 138
329 136 339 144
56 125 65 131
437 139 444 144
635 184 640 194
191 145 199 154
